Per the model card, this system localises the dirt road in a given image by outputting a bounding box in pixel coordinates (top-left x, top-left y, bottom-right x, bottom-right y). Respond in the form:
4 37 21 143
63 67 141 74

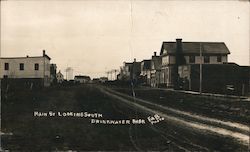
98 85 250 151
2 84 249 151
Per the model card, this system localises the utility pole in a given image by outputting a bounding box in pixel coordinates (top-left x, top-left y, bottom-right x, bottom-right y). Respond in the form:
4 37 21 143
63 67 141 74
0 45 2 151
199 43 203 94
106 71 109 80
114 69 119 80
114 69 117 80
110 70 113 80
0 74 1 151
106 72 109 80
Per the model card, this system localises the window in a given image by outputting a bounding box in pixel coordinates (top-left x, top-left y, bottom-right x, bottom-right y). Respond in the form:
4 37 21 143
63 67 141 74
217 56 222 62
162 56 169 65
189 56 195 63
35 63 39 70
20 63 24 70
4 63 9 70
204 56 210 63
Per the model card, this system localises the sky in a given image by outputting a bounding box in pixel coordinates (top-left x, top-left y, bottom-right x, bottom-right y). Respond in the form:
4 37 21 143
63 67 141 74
1 0 249 78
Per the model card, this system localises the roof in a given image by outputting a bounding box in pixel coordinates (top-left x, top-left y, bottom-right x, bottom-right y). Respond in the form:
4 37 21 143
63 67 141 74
0 55 51 60
133 62 141 69
123 62 133 67
160 42 230 55
74 75 91 79
57 71 63 74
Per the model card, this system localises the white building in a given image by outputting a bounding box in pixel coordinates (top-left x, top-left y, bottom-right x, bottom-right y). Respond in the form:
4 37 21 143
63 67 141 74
65 67 73 80
0 50 51 87
74 75 91 83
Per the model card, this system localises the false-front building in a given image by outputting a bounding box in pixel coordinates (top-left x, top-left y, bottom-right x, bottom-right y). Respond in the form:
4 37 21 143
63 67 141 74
0 50 51 87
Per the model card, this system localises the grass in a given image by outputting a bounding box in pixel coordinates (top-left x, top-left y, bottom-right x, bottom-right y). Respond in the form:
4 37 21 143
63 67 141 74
113 87 250 125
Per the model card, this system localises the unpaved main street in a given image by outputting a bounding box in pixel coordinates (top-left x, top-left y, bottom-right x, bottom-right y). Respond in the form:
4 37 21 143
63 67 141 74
2 84 249 151
99 86 250 150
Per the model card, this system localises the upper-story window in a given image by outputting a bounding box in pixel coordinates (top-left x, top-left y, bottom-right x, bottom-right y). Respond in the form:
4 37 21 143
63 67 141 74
217 55 222 62
204 56 210 63
35 63 39 70
162 56 169 65
4 63 9 70
189 56 195 63
20 63 24 70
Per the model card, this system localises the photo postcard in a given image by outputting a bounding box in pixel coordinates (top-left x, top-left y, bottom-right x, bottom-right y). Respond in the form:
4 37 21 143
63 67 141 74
0 0 249 151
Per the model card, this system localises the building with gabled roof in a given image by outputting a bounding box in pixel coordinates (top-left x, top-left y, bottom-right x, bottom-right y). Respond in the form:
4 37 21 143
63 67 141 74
160 42 230 56
56 70 64 84
74 75 91 83
160 39 230 88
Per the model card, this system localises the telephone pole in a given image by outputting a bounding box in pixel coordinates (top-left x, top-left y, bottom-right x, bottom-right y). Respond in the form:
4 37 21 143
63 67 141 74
199 43 202 94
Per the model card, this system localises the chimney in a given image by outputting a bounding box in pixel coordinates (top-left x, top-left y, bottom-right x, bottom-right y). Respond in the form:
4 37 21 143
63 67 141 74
134 58 136 62
174 38 183 90
176 38 182 53
43 50 46 56
176 38 184 65
154 52 157 56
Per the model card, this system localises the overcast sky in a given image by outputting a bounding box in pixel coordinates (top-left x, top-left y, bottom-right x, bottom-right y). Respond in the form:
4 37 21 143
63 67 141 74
1 0 249 78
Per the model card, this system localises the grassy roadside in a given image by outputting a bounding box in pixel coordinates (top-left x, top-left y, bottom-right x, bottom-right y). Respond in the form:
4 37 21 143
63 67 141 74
112 87 250 126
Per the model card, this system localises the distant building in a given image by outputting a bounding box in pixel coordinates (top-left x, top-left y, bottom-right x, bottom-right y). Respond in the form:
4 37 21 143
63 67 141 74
92 78 100 83
150 52 161 87
140 59 151 85
119 62 133 80
74 75 91 83
118 59 142 84
50 64 57 85
160 39 230 88
99 77 108 83
66 67 73 80
56 70 64 83
0 50 51 87
131 59 141 83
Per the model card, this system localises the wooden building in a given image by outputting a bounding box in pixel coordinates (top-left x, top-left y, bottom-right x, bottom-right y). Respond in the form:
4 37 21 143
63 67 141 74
0 50 51 88
160 39 230 89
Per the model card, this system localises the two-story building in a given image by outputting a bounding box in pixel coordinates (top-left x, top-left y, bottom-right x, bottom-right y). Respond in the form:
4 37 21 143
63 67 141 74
118 62 133 81
140 59 151 85
150 52 161 87
118 59 141 82
131 59 141 83
160 39 230 88
0 50 51 87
